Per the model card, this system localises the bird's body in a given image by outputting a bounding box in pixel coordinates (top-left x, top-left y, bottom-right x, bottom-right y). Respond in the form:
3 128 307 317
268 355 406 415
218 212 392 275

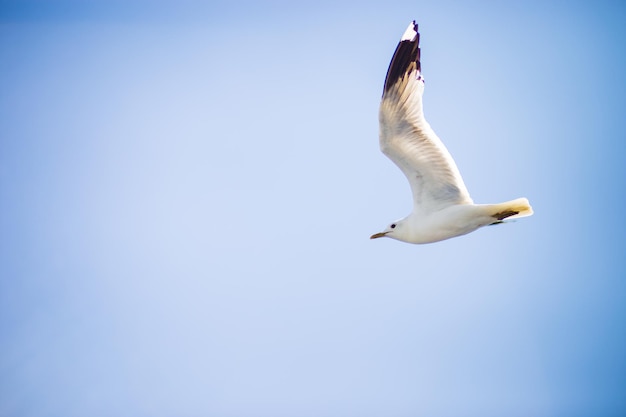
370 21 532 244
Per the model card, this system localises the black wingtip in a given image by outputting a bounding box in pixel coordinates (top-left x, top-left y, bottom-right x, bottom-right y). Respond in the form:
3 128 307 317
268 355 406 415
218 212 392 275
382 21 421 96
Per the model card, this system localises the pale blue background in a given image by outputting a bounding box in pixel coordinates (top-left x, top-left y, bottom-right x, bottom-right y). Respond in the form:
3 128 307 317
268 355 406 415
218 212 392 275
1 1 625 416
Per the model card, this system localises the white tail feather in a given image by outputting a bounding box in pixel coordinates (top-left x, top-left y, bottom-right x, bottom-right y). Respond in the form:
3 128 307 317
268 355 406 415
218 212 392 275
489 197 533 221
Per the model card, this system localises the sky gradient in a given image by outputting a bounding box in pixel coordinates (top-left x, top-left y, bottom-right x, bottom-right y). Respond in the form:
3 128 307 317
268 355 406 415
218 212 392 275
1 1 626 416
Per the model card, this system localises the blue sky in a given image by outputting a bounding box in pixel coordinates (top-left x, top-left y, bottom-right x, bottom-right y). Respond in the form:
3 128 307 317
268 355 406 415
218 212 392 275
1 1 625 416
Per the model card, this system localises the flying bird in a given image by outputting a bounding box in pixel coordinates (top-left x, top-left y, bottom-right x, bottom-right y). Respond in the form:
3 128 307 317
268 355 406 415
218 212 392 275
370 21 533 244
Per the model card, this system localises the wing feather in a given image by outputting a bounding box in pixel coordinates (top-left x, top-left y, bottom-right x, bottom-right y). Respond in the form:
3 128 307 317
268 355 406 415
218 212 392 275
379 22 472 214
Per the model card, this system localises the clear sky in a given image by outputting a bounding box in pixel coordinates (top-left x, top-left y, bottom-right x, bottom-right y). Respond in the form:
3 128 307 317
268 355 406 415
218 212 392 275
1 1 625 416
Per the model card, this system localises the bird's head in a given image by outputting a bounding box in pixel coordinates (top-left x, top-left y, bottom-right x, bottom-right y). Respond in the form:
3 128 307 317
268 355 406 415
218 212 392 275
370 218 409 242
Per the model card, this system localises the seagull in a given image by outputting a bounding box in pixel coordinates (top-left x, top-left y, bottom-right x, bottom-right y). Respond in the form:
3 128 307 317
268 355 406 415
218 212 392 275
370 21 533 244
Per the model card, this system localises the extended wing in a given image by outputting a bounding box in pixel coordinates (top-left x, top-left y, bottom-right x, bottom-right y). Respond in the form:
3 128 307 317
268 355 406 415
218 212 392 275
379 21 473 214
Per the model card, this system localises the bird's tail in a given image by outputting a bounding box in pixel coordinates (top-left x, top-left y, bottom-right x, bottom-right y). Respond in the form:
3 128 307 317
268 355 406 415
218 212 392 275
488 197 533 223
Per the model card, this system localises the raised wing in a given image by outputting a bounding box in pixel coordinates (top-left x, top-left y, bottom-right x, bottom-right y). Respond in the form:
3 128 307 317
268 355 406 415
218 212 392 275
379 21 473 214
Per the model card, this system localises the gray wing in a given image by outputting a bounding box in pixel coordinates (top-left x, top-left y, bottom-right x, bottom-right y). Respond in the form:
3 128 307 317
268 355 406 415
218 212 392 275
379 21 473 214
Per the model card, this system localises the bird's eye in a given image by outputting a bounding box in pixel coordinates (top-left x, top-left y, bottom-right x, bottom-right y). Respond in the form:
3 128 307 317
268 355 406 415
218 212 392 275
390 224 396 229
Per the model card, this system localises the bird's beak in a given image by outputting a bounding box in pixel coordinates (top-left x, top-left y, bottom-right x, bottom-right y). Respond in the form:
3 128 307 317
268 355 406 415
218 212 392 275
370 231 388 239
